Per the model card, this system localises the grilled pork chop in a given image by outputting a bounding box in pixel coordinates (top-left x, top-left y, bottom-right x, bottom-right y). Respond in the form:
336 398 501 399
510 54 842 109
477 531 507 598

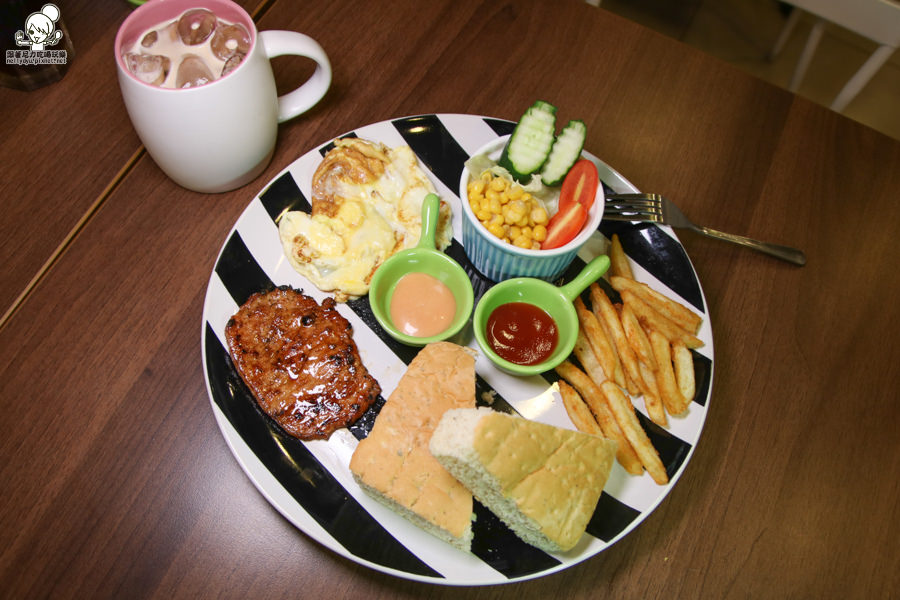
225 286 380 440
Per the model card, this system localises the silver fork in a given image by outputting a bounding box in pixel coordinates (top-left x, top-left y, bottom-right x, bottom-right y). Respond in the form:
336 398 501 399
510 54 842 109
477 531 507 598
605 193 806 266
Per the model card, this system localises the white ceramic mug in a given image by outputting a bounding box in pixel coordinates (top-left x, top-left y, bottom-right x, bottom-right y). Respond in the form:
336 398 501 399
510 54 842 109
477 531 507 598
115 0 331 193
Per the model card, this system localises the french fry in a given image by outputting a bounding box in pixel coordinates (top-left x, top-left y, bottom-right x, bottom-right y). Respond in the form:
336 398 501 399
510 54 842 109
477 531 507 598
600 380 669 485
609 234 633 279
573 329 608 386
610 275 702 334
621 289 704 349
620 302 656 369
622 370 641 398
672 341 695 411
618 302 666 425
555 360 643 475
589 284 642 396
649 329 688 416
575 297 625 389
558 380 604 436
638 361 667 427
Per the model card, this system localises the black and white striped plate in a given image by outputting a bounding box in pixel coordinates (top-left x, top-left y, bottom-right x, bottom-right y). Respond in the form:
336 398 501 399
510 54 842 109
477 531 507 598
201 114 714 586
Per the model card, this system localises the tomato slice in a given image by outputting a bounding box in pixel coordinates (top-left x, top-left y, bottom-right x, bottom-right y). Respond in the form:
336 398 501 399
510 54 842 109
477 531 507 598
558 159 599 213
542 201 587 250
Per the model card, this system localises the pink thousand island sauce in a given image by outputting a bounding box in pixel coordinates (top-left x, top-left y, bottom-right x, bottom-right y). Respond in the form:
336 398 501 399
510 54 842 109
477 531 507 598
389 272 456 338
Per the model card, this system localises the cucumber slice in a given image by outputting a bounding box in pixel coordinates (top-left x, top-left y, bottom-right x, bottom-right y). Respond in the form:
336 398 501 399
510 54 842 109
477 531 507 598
498 101 557 183
540 120 587 186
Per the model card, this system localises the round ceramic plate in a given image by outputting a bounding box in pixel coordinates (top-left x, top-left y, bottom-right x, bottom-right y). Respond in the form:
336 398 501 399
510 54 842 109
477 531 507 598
201 114 714 586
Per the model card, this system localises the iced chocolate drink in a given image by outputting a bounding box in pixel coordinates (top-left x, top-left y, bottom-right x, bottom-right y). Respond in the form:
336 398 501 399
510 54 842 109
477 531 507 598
122 8 251 88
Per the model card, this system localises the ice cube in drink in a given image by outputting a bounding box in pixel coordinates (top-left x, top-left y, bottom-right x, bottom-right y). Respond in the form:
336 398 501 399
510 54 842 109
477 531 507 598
124 52 171 87
175 54 214 88
211 23 250 60
177 8 217 46
141 30 158 48
221 53 244 78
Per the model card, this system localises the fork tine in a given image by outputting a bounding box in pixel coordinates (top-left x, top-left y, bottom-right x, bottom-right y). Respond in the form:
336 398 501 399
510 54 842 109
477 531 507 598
603 213 655 222
607 193 661 206
606 193 661 201
605 198 659 210
603 211 663 223
603 206 662 220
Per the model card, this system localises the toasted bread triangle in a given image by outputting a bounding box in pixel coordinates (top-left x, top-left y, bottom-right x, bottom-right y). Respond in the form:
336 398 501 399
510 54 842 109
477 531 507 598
349 342 476 551
430 407 617 552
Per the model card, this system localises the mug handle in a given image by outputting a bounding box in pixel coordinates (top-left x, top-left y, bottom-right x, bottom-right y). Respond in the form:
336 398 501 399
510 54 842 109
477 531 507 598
259 31 332 123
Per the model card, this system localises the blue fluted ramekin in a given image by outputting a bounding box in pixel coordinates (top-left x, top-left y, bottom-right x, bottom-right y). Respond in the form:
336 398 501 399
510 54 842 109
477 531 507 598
459 136 604 282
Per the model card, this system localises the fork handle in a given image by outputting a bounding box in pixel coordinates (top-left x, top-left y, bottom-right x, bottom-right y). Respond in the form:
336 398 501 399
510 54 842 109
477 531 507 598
692 225 807 266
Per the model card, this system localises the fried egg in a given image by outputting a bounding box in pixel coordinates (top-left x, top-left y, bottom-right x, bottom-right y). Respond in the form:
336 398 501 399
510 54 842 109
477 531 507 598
278 138 453 301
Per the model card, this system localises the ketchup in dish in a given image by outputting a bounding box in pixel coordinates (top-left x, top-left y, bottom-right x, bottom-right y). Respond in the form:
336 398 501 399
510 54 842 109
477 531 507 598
389 272 456 337
486 302 558 365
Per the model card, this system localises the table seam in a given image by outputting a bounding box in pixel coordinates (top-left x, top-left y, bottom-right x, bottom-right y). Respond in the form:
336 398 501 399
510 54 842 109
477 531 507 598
0 147 146 332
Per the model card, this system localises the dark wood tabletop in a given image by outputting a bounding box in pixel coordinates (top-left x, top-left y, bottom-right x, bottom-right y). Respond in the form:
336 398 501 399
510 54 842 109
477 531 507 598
1 0 898 597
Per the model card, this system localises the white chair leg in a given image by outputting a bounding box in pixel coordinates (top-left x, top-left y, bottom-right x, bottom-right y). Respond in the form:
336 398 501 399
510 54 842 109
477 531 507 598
830 44 896 112
789 18 826 92
769 7 803 60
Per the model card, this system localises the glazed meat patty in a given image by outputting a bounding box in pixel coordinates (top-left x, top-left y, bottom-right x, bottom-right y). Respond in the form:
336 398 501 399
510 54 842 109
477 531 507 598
225 286 381 440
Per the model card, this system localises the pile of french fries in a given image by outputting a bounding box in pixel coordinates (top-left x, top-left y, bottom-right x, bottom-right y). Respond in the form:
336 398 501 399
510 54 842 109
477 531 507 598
555 234 704 485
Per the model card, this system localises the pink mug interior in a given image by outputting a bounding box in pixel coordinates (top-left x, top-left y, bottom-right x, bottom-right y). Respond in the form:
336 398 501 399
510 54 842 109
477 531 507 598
115 0 256 86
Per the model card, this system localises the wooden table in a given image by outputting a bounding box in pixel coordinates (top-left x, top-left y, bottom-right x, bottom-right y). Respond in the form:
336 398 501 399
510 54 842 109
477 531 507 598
2 0 897 597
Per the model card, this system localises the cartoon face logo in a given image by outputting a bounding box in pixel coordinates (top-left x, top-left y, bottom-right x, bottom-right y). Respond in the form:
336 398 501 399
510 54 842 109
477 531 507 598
15 4 64 52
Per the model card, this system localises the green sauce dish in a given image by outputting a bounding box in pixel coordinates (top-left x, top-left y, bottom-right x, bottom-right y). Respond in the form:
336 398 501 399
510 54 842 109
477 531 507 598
473 254 611 376
369 194 475 347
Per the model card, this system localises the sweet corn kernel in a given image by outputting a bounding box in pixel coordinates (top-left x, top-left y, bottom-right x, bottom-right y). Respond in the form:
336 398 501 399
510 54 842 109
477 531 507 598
489 177 507 192
513 236 532 249
532 224 547 242
531 206 548 225
503 208 521 225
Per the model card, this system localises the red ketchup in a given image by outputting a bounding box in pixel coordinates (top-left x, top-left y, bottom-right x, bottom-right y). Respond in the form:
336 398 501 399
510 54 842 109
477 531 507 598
486 302 558 366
